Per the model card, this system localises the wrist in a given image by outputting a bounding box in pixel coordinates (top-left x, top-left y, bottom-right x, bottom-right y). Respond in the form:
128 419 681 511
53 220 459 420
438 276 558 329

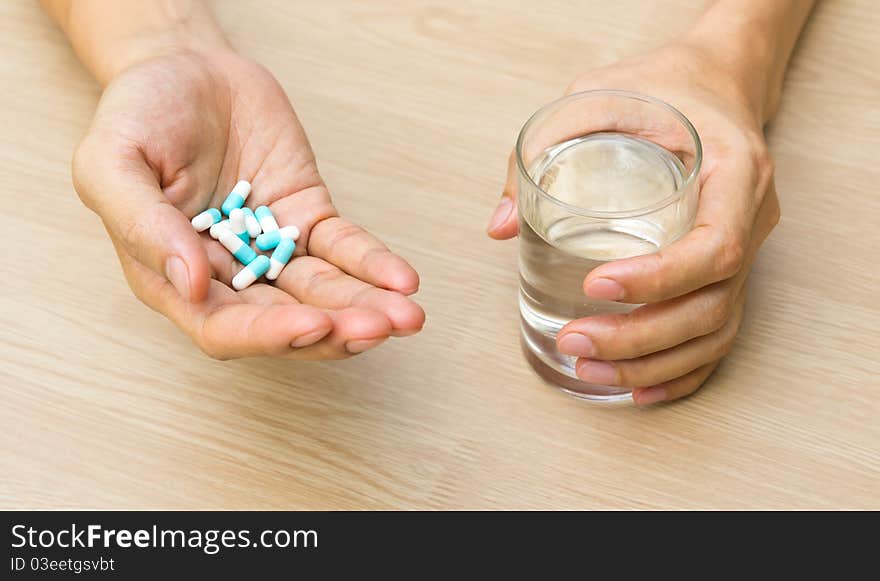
670 36 775 126
639 38 765 131
102 25 230 85
675 0 816 125
63 0 230 86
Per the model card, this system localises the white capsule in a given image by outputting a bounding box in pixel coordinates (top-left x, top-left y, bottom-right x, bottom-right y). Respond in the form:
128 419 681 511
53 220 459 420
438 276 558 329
209 219 231 240
191 208 222 232
229 208 249 243
282 225 301 241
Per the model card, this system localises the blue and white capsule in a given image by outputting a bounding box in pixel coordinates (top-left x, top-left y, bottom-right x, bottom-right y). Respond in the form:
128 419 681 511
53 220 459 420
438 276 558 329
219 230 257 266
256 226 300 251
221 180 252 216
266 238 296 280
229 208 249 244
191 208 222 232
209 219 230 240
232 255 270 290
254 206 279 233
242 207 262 238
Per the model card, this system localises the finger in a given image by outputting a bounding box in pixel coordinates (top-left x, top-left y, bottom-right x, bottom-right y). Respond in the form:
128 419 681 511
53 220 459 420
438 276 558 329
116 250 335 358
306 216 420 295
202 239 405 353
259 183 336 254
557 277 739 361
631 361 720 406
237 283 303 306
203 230 422 340
205 241 423 337
280 307 394 360
196 295 334 359
275 256 425 336
575 288 745 387
582 155 769 304
487 151 519 239
558 188 778 359
73 136 211 302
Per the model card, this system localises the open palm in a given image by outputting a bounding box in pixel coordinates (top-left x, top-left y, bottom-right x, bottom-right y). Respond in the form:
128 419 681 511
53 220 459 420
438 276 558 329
74 49 424 359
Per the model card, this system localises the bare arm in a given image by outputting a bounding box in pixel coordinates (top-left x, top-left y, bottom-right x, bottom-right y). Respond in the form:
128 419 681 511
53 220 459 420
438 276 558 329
40 0 228 86
680 0 817 123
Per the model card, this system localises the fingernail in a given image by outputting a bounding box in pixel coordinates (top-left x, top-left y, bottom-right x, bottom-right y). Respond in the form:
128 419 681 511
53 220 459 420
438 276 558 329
291 328 331 348
487 197 514 233
576 359 617 385
345 337 386 354
165 256 191 301
634 386 667 405
557 333 596 357
584 277 625 301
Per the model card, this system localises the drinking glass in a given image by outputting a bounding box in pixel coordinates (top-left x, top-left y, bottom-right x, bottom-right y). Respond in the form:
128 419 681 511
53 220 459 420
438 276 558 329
517 90 702 402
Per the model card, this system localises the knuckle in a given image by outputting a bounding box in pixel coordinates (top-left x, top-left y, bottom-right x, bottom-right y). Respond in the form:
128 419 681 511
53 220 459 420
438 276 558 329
705 290 734 333
712 335 737 360
600 313 657 360
315 218 364 249
752 142 774 179
303 261 344 294
768 192 782 228
646 250 669 291
116 202 171 262
118 215 149 256
592 317 628 359
71 139 101 210
746 137 775 197
613 362 641 388
715 301 745 358
715 233 746 279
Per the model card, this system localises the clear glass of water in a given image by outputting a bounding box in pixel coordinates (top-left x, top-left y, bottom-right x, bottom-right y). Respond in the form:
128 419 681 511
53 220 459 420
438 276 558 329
517 90 702 403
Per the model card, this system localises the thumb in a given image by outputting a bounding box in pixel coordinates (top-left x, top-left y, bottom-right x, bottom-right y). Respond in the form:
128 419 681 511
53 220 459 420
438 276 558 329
487 151 520 239
73 139 211 302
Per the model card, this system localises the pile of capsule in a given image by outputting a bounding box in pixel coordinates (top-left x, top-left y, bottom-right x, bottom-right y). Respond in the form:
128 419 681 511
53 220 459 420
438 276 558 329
190 180 300 290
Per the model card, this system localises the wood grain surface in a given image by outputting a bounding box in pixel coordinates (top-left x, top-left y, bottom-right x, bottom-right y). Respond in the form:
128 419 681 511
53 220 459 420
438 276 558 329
1 0 878 509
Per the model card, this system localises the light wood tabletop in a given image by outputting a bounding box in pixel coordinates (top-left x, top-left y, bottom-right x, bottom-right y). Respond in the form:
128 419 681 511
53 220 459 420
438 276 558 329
1 0 878 509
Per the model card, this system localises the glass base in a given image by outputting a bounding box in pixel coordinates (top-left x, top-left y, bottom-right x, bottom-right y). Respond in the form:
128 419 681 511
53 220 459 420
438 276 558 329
520 322 633 404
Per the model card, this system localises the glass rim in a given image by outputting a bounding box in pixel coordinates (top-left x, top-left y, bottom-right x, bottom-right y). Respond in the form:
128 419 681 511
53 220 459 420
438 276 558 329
515 89 702 219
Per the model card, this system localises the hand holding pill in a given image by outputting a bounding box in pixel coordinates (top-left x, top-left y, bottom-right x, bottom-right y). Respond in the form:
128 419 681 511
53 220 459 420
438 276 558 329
71 48 424 360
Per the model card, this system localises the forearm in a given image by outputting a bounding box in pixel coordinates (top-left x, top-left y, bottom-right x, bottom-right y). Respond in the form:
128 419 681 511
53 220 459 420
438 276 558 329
40 0 229 86
679 0 816 123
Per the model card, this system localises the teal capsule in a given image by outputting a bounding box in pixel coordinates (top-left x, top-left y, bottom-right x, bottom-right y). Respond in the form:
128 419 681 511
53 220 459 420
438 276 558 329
218 230 257 266
266 238 296 280
221 180 251 216
232 255 270 290
191 208 222 232
256 226 300 251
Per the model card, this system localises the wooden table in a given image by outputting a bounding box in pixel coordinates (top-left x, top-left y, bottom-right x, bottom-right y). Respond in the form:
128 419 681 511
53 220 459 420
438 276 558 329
2 1 878 509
